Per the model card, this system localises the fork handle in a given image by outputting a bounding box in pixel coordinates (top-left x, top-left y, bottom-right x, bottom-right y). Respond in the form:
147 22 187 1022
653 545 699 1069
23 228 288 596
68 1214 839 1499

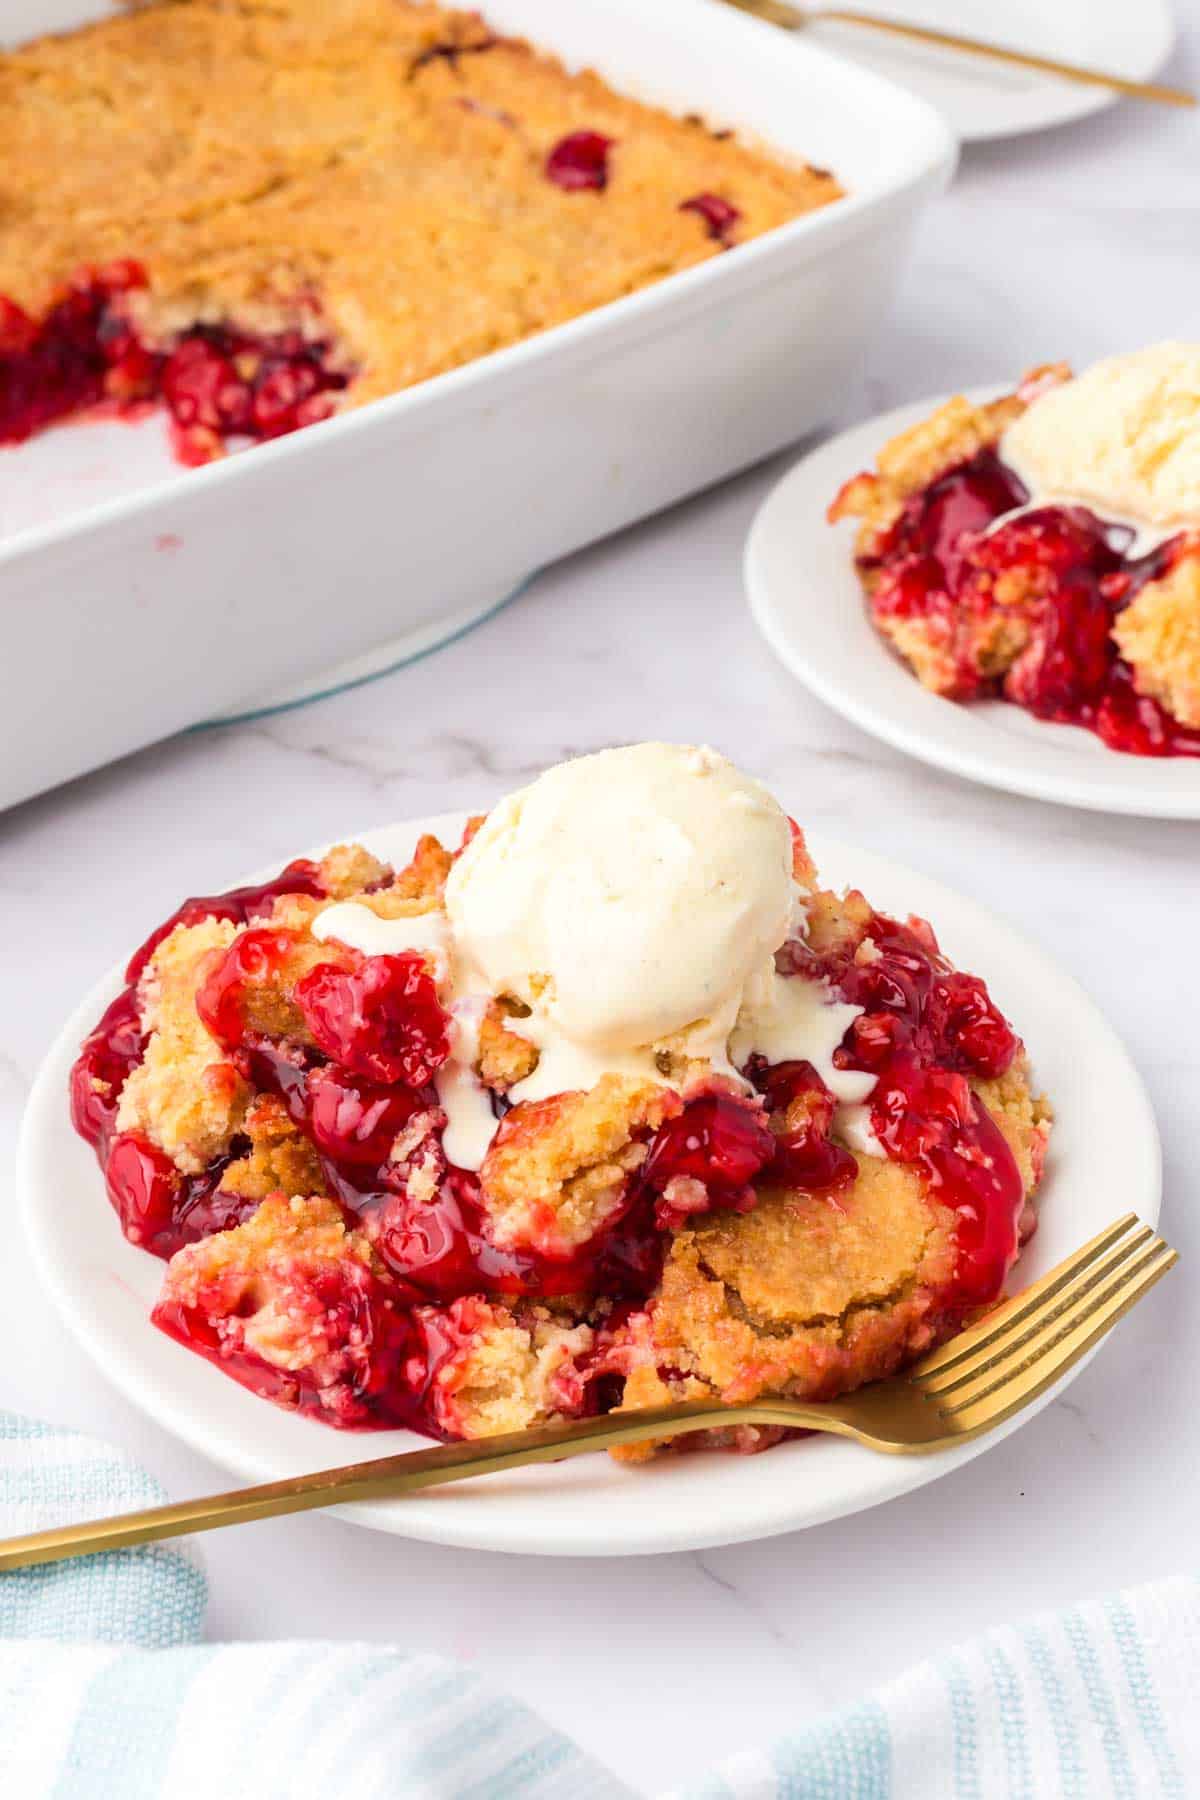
822 11 1194 104
731 0 1196 107
0 1399 831 1571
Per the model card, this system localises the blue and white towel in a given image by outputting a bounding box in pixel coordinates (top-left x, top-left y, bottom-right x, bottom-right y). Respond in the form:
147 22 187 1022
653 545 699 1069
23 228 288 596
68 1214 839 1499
1 1411 1195 1798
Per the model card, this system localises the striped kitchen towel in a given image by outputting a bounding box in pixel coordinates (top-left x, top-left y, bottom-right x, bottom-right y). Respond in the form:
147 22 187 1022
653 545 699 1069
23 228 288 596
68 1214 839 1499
673 1578 1198 1799
1 1411 1196 1798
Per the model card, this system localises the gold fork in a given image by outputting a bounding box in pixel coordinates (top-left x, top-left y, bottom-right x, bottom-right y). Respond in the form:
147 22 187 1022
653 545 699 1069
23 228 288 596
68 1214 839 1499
0 1214 1174 1571
720 0 1196 108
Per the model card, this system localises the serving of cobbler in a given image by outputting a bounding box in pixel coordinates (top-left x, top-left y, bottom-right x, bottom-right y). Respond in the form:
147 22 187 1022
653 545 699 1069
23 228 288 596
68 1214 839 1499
0 0 839 466
70 747 1050 1459
831 345 1200 758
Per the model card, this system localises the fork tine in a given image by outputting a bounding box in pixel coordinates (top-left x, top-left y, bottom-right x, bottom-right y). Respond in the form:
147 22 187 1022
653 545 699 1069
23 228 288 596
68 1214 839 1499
913 1213 1141 1382
938 1241 1177 1437
918 1220 1154 1398
934 1236 1173 1409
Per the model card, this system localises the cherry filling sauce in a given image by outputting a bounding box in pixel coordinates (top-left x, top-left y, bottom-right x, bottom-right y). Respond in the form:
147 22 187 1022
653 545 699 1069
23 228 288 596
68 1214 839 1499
788 911 1026 1316
154 1272 544 1438
748 1060 858 1195
866 448 1200 758
102 1134 260 1257
0 260 148 444
640 1090 774 1230
0 263 349 465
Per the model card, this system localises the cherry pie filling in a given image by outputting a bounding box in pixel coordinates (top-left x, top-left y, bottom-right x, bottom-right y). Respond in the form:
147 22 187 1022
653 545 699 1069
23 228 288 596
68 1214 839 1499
71 858 1028 1436
862 448 1200 758
786 911 1025 1317
0 264 351 465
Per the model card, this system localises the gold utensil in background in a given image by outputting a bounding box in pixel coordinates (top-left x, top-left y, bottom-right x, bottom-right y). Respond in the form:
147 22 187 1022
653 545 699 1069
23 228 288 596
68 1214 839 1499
721 0 1196 108
0 1214 1175 1571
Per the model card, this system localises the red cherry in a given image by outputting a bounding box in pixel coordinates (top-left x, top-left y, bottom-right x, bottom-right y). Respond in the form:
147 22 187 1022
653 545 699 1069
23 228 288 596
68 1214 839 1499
752 1060 857 1192
545 131 613 191
104 1133 179 1247
306 1065 424 1167
928 972 1017 1079
0 297 36 355
251 361 322 436
640 1090 774 1228
196 928 300 1049
295 953 451 1088
679 192 740 243
162 337 252 433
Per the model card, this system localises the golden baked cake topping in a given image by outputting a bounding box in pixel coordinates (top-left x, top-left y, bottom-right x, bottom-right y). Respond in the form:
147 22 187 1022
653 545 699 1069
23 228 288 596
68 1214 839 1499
0 0 841 461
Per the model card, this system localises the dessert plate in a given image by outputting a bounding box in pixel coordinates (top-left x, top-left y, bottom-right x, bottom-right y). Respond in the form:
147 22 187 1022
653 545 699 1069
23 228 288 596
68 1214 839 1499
20 814 1160 1556
807 0 1176 143
746 396 1200 819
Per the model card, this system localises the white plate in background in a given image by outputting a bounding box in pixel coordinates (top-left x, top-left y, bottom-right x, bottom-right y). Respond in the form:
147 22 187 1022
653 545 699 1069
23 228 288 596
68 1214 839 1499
747 396 1200 819
20 814 1161 1555
808 0 1176 142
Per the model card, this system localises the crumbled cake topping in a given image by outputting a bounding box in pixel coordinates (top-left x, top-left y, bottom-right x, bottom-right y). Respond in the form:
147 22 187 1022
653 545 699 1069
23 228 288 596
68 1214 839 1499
480 1075 673 1255
115 916 250 1172
426 1300 594 1438
1112 549 1200 728
219 1095 325 1204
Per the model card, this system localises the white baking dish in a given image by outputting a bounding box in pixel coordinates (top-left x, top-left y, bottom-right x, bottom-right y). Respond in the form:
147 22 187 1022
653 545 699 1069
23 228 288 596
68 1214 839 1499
0 0 954 809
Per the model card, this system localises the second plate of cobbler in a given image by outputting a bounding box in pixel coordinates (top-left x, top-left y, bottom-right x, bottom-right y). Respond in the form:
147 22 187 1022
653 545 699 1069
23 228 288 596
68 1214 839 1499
748 345 1200 817
21 746 1159 1554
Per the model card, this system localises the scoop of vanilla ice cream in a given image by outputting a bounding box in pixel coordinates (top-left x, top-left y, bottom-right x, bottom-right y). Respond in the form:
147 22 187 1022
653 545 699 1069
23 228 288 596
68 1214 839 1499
1001 343 1200 530
444 743 795 1055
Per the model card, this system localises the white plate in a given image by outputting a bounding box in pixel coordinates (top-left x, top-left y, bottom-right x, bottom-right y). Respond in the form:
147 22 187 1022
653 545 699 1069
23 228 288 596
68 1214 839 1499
20 814 1161 1556
808 0 1176 143
747 396 1200 819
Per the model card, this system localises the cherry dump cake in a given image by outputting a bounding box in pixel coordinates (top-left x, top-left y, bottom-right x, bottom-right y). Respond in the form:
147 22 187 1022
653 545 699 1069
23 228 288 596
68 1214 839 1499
831 344 1200 757
0 1 840 466
70 746 1051 1457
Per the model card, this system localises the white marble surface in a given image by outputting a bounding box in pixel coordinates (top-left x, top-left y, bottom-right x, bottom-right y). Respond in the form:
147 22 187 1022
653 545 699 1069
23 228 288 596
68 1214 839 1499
4 31 1200 1796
